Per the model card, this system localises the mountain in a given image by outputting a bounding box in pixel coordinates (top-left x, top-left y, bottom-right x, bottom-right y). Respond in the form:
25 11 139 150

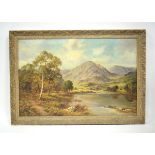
109 65 136 75
62 61 115 84
61 69 70 75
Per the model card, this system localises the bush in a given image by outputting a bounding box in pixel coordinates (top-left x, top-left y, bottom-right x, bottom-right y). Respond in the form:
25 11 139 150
107 85 119 92
73 104 88 112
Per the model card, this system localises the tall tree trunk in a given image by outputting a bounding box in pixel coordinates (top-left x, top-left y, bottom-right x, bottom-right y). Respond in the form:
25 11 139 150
48 80 51 95
39 73 44 99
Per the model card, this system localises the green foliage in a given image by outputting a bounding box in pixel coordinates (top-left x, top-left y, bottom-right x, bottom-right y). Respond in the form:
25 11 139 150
63 80 74 92
19 91 89 116
123 72 137 101
52 77 64 92
33 51 62 80
107 85 119 92
19 51 63 96
19 64 40 92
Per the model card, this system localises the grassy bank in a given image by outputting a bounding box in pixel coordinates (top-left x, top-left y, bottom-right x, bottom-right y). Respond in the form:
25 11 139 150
19 91 90 116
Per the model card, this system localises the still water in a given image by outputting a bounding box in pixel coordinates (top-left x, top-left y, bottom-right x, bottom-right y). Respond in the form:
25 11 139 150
70 93 136 116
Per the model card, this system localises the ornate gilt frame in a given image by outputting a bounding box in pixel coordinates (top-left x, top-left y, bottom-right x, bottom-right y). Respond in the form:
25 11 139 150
10 30 146 125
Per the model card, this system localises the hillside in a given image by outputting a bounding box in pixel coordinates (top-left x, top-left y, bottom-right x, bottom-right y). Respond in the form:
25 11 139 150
109 65 136 75
62 61 115 84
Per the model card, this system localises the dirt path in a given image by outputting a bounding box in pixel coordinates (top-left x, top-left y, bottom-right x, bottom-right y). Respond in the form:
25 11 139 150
32 105 48 115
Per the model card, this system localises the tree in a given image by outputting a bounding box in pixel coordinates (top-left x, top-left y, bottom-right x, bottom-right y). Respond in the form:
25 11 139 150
33 51 61 99
124 71 137 101
19 63 39 92
63 80 73 92
52 77 64 92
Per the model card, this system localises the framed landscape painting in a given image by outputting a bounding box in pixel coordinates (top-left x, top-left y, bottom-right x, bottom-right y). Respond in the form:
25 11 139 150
10 30 145 124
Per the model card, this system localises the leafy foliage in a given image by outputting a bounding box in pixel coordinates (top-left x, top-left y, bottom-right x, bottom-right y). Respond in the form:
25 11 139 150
19 63 40 92
63 80 74 92
123 71 137 101
19 51 70 98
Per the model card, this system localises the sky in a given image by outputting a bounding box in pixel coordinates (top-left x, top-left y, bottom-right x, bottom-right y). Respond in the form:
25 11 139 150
18 38 137 70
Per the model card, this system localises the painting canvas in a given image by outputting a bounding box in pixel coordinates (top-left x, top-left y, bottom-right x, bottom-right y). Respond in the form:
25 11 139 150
10 30 145 124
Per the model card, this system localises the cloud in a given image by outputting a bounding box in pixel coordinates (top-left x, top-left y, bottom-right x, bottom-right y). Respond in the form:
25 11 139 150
19 40 45 61
111 39 136 67
92 55 111 68
63 39 85 51
114 39 136 54
89 39 137 68
19 38 137 69
92 46 105 56
19 59 34 68
57 39 87 69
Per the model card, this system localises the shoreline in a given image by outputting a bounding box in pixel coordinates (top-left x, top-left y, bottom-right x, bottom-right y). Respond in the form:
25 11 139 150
72 90 125 95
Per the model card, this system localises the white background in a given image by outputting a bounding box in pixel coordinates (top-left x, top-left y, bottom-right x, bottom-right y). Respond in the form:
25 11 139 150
0 0 155 155
0 22 155 133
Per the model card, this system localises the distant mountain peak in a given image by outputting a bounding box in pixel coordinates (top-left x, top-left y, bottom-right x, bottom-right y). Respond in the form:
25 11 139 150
80 61 97 67
62 61 115 84
83 61 94 64
109 65 136 75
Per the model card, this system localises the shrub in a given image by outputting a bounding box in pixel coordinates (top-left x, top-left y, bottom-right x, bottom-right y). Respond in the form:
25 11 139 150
73 104 88 112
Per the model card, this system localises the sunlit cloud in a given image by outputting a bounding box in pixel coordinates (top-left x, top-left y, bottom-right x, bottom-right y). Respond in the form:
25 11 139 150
92 46 105 56
19 38 137 69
